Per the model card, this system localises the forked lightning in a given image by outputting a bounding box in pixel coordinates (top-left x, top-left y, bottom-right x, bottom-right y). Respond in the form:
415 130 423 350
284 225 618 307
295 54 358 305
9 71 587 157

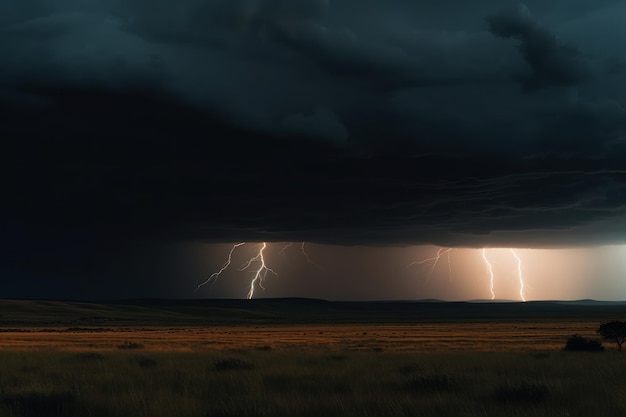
199 242 323 299
411 247 527 301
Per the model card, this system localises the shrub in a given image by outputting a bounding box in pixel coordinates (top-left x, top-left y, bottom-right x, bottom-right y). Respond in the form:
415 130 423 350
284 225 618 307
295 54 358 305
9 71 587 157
598 321 626 351
117 341 144 350
493 382 549 403
564 334 604 352
326 354 348 362
397 364 421 376
134 356 158 368
403 374 455 393
254 345 272 351
1 391 77 417
73 352 105 361
214 358 254 371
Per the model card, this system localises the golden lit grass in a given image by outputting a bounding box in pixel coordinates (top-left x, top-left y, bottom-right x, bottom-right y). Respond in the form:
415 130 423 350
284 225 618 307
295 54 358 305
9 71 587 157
2 300 622 415
0 321 602 352
0 320 620 416
1 350 626 417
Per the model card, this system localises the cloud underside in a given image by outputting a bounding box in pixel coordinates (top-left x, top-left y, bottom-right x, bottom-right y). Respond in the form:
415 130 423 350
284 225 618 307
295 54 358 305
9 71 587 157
2 0 626 247
3 84 626 248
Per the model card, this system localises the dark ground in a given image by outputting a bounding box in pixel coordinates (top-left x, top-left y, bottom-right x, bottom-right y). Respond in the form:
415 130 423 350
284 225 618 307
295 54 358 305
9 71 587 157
1 298 626 327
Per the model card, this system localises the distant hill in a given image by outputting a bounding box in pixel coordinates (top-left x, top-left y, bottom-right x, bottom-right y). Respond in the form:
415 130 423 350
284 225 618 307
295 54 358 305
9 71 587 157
1 298 626 327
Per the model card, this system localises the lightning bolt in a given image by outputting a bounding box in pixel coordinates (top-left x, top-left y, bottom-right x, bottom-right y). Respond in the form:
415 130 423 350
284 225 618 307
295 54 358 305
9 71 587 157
482 248 496 300
199 241 326 299
407 247 454 282
279 242 325 270
279 242 294 255
203 244 525 302
480 248 526 301
446 249 453 282
197 242 277 299
195 242 246 292
510 249 526 302
300 242 325 272
238 242 279 299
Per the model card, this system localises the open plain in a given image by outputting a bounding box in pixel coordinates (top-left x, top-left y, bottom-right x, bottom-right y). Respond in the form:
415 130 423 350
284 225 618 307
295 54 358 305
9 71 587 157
2 299 626 416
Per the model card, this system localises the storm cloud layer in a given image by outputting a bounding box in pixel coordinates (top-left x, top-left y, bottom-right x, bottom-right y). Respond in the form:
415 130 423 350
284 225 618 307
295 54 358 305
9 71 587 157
2 0 626 248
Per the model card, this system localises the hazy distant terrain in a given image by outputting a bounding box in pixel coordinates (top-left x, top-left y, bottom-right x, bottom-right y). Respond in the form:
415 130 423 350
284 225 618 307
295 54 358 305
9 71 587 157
0 298 620 353
2 298 626 327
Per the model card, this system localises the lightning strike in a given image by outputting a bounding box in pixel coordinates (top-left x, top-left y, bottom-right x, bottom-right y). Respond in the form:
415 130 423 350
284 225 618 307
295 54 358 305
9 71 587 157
407 247 454 282
238 242 279 299
203 244 526 302
446 250 453 282
279 242 294 255
195 242 246 292
482 248 496 300
200 241 326 299
510 249 526 302
300 242 325 272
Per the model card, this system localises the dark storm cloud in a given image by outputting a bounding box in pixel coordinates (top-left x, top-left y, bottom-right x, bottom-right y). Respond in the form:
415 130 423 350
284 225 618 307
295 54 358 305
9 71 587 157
2 0 626 251
486 4 592 91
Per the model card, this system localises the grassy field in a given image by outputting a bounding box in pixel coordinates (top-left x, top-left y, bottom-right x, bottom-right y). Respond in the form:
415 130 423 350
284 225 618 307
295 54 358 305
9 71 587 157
1 350 626 417
0 322 604 352
1 299 624 416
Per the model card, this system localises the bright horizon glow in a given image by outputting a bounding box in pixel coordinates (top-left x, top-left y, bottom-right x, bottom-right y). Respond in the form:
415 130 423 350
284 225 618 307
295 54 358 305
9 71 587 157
510 249 526 302
482 248 496 300
195 243 626 302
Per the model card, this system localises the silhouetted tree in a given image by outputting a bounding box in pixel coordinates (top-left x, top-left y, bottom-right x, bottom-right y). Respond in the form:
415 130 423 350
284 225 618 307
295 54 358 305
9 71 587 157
563 334 603 352
597 321 626 352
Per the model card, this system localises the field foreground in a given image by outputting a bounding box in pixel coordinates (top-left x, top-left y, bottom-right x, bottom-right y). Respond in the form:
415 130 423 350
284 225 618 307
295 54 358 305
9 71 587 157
0 322 606 352
1 299 625 416
2 350 626 417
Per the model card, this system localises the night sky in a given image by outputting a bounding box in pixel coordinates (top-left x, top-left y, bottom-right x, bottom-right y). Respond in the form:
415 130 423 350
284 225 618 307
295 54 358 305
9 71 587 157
2 0 626 300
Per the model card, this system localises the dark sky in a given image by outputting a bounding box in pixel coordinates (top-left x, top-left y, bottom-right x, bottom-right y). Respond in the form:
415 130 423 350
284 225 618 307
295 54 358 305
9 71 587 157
2 1 626 299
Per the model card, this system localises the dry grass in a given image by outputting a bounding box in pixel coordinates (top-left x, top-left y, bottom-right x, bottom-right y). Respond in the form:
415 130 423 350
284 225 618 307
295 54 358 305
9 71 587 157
0 318 620 416
0 350 626 416
0 321 603 352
